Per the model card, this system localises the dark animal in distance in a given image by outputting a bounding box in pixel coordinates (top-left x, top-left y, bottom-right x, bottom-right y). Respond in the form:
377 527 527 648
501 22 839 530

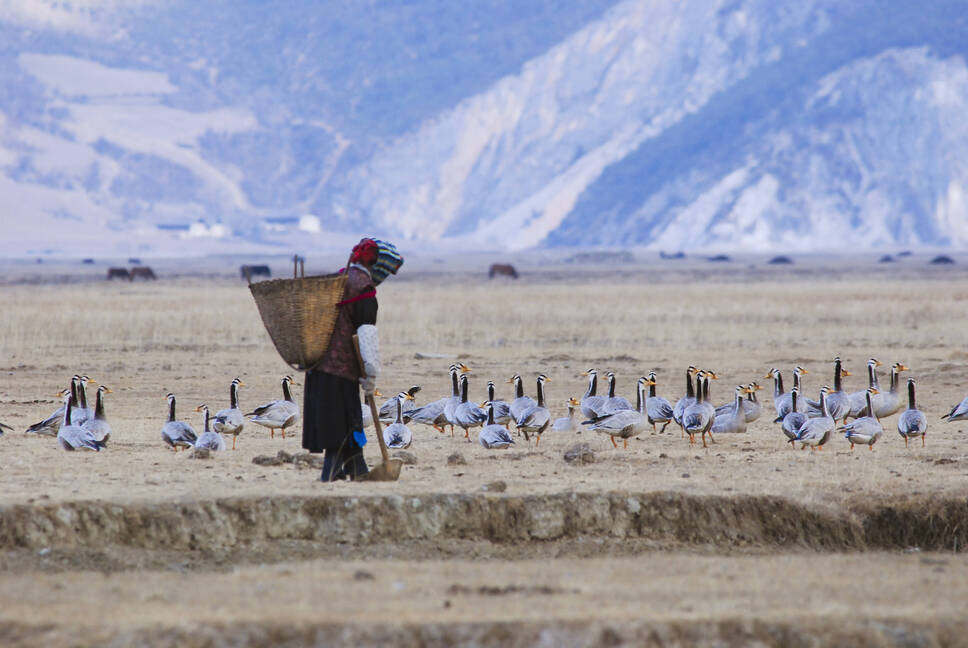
488 263 518 279
107 267 131 281
659 251 685 260
768 255 793 265
930 255 955 265
130 266 157 280
241 264 272 280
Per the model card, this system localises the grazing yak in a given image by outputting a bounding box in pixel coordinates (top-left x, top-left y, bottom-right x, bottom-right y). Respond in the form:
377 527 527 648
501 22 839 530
241 264 272 280
131 266 157 280
107 267 131 281
488 263 518 279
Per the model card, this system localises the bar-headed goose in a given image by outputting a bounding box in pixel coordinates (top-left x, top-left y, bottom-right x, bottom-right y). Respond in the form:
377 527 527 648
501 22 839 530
897 378 927 447
847 359 882 419
794 386 835 450
806 357 851 422
479 402 514 449
443 363 473 433
483 380 512 427
383 393 414 449
454 374 487 440
80 385 113 445
603 372 633 414
645 371 674 432
672 366 700 434
515 374 552 443
841 388 883 450
57 391 105 451
25 388 71 436
941 393 968 422
552 398 581 433
772 366 807 422
408 365 465 432
213 378 245 446
585 376 650 448
193 405 227 452
509 373 537 423
579 369 608 421
162 393 197 450
868 363 908 418
379 385 420 423
712 385 751 435
683 371 716 447
779 387 807 442
246 376 300 440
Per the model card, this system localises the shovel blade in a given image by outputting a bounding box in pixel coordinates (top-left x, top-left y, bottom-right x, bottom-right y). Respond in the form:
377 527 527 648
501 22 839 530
356 459 403 482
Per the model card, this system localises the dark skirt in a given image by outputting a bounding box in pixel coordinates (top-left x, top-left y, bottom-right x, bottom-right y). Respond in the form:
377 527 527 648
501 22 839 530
302 370 363 453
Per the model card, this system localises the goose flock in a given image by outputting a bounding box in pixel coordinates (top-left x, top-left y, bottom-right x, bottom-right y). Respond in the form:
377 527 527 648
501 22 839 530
9 357 968 456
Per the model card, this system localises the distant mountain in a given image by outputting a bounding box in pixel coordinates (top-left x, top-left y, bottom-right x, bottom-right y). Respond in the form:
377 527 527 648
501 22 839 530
1 0 966 256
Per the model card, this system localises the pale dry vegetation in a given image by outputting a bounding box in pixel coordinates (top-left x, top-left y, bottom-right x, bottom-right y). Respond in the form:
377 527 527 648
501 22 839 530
1 262 967 508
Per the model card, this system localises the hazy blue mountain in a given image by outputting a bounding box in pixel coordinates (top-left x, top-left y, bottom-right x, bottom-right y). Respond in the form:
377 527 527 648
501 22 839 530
1 0 966 256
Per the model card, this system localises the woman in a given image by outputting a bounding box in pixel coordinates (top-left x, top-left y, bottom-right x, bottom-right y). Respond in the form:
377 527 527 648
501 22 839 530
302 238 403 481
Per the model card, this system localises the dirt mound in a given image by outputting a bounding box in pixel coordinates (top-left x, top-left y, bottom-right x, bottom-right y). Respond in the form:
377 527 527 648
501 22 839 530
0 492 965 564
2 618 966 648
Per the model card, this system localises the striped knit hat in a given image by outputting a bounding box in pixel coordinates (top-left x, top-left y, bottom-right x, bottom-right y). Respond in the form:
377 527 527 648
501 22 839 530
369 239 404 285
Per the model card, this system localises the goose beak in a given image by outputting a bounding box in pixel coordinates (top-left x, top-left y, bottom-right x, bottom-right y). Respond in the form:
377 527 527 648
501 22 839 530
841 369 852 377
799 368 809 375
763 371 774 379
869 388 880 395
581 371 590 377
873 360 882 367
506 378 515 384
103 387 114 394
374 389 383 398
194 405 204 412
706 372 718 380
897 364 909 371
460 365 472 373
645 379 656 386
543 377 552 383
85 378 98 385
237 380 247 387
753 383 764 391
405 393 415 401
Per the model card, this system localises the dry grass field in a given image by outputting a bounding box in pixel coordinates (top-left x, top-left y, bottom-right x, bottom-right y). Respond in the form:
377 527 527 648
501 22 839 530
1 253 968 646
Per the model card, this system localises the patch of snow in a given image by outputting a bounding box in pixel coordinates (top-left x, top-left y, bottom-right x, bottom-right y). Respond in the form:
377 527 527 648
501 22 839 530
19 53 177 98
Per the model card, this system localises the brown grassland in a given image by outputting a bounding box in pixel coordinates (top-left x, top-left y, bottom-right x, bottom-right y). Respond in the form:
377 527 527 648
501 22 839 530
1 253 967 646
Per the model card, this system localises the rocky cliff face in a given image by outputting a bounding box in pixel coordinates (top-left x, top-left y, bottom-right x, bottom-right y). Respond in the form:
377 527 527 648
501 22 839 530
0 0 966 255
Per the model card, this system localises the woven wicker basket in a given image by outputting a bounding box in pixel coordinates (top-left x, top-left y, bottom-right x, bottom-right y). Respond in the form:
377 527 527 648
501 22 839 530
249 272 347 371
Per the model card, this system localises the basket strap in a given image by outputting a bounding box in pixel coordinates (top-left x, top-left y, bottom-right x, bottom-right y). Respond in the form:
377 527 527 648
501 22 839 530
337 290 376 307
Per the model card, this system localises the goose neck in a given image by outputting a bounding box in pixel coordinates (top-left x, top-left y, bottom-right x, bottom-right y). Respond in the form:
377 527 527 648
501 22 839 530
94 390 105 420
908 381 916 409
282 380 293 402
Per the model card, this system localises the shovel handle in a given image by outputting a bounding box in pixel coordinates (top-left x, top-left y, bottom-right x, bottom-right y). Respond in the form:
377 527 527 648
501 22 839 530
353 335 391 465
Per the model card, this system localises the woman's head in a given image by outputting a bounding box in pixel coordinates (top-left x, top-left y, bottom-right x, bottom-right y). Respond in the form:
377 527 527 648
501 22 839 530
351 237 403 285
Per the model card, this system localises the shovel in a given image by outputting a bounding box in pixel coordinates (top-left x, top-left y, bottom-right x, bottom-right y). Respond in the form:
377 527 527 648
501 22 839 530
352 334 403 481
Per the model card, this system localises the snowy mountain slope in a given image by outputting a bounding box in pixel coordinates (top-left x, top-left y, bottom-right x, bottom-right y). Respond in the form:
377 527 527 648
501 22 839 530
0 0 967 256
